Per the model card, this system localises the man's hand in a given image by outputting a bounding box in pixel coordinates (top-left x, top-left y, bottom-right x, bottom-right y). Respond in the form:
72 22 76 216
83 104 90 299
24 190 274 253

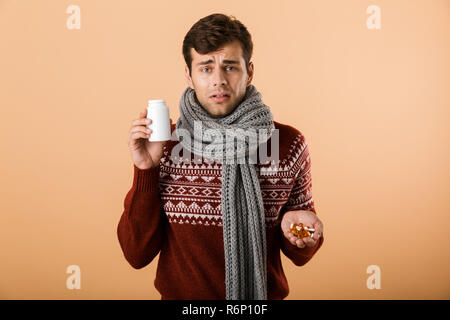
128 108 172 170
280 210 324 249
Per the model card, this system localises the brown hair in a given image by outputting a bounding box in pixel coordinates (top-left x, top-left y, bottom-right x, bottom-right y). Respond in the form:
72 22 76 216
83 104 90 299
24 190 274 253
182 13 253 76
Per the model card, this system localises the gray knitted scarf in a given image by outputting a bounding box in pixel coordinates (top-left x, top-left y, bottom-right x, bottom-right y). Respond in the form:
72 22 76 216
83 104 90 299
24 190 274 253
175 85 274 300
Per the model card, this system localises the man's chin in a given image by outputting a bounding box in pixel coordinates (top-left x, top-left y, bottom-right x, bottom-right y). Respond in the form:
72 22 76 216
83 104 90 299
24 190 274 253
202 103 235 118
206 109 227 118
211 108 236 118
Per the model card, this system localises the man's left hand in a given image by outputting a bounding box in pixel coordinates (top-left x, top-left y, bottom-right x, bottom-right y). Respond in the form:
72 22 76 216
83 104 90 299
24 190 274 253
280 210 324 249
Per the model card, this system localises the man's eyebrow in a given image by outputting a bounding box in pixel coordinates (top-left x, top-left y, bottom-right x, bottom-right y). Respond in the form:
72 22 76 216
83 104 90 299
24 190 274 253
196 59 240 66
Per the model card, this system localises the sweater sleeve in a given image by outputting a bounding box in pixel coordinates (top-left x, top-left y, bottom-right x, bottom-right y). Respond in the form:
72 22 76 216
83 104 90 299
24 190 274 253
279 136 324 266
117 164 167 269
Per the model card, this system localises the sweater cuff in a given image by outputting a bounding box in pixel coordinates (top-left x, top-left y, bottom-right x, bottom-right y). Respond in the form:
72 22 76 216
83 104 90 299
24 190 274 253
133 164 160 192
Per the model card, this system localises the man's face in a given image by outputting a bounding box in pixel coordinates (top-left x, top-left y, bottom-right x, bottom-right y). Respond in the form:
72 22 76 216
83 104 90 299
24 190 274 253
185 40 254 118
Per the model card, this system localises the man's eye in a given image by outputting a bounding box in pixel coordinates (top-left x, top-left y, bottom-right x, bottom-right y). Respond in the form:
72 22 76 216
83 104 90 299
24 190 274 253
202 67 211 72
225 66 235 71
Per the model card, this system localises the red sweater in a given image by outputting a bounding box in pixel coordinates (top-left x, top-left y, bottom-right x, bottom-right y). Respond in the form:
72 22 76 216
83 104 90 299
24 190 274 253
117 121 324 300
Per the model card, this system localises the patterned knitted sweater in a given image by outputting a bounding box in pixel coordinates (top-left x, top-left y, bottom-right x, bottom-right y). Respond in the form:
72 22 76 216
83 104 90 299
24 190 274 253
117 121 324 300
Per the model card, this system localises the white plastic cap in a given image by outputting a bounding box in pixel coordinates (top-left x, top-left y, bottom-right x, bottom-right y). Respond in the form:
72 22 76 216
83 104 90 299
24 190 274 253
148 99 166 105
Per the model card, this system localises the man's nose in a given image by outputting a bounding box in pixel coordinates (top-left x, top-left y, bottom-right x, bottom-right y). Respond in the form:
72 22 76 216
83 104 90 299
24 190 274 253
212 68 227 86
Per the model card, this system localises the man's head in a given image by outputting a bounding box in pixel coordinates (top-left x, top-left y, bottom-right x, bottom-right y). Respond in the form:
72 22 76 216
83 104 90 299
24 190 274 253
182 13 254 118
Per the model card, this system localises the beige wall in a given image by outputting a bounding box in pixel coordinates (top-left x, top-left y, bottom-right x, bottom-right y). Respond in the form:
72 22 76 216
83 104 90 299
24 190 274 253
0 0 449 299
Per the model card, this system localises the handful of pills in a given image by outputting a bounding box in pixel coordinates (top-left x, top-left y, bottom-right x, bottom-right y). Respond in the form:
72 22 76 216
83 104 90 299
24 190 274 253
289 223 315 239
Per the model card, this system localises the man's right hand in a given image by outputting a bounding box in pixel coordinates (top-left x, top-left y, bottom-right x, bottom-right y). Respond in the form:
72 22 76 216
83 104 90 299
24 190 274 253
128 108 172 170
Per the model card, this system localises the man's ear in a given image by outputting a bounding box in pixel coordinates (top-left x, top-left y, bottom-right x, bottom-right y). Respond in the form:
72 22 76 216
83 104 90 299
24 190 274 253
185 65 194 89
246 61 254 86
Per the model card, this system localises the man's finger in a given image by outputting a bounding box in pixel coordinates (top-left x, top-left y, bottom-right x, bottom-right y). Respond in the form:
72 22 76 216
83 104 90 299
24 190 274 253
314 232 321 241
303 237 316 247
288 234 298 246
313 220 323 240
295 238 306 248
284 230 293 239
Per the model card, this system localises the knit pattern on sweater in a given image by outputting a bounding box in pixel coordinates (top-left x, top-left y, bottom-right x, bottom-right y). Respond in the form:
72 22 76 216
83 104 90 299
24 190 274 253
158 128 313 227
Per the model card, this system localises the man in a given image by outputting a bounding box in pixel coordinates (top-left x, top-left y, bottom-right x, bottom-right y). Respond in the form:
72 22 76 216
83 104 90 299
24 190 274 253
118 13 324 300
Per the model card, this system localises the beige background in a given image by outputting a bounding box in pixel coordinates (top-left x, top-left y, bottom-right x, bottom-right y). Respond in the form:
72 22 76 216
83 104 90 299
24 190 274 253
0 0 449 299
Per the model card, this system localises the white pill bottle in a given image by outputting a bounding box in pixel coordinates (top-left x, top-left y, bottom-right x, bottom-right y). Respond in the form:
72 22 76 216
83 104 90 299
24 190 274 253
146 99 171 141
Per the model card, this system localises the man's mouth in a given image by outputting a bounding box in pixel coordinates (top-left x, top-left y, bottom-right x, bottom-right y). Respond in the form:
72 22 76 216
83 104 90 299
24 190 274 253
211 93 230 102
